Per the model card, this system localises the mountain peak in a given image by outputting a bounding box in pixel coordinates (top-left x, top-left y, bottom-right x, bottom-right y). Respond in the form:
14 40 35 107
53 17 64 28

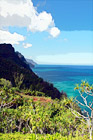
0 43 30 70
0 43 14 57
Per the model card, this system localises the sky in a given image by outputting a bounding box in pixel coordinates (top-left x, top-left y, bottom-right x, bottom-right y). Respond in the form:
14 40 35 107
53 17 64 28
0 0 93 65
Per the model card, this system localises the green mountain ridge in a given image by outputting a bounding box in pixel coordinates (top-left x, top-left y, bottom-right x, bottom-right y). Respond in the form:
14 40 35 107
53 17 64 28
0 43 64 99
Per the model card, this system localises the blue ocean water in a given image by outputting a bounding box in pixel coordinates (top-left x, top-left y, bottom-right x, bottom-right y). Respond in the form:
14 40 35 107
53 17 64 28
33 65 93 97
33 65 93 114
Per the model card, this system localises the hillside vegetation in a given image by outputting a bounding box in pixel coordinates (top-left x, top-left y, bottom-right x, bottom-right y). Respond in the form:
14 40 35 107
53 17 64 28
0 78 89 139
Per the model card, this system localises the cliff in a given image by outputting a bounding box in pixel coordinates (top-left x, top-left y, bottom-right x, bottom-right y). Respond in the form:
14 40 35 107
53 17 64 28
0 43 63 99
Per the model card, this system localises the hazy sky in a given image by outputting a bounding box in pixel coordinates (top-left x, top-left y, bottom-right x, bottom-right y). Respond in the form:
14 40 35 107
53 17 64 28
0 0 93 65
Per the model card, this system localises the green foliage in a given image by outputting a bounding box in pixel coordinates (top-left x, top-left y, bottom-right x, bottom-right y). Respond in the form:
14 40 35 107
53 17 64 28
0 133 89 140
74 80 93 94
23 89 45 96
14 73 24 89
0 78 89 139
0 78 12 89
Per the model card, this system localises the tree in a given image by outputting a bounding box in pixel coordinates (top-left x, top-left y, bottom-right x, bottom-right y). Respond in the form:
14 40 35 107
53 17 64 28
0 78 12 89
14 73 24 89
69 81 93 140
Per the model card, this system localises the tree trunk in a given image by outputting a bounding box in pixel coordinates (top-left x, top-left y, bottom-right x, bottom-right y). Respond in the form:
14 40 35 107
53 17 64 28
18 120 23 132
89 128 92 140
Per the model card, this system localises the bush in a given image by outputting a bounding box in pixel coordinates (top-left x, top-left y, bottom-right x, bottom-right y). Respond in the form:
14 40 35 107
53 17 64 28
0 78 12 89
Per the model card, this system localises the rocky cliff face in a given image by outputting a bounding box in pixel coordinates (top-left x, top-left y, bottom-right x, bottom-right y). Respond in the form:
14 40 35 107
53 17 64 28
26 58 37 68
0 43 30 70
0 43 63 99
16 52 36 68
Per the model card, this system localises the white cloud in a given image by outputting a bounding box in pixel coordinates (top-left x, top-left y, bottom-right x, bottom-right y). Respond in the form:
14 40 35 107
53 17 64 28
0 30 25 45
29 11 54 32
0 0 60 37
23 43 32 48
49 27 60 38
36 53 93 65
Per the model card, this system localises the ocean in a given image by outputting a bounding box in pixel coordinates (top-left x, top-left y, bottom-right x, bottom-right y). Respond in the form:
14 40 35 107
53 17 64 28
32 65 93 114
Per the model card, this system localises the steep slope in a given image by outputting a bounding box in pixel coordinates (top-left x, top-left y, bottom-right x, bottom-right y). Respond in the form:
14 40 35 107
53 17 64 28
0 43 63 99
16 51 36 68
26 58 37 68
0 44 30 70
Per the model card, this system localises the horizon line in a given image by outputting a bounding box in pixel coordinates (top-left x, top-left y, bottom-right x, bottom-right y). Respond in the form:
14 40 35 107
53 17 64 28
35 64 93 66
